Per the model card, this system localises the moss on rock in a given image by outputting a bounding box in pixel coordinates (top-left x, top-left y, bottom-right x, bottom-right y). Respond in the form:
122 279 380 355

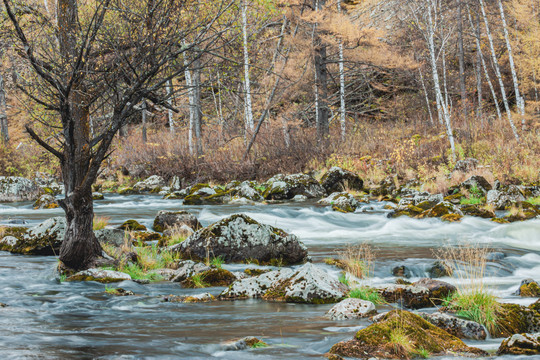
119 220 147 231
520 282 540 297
182 268 236 288
493 303 540 338
441 213 463 222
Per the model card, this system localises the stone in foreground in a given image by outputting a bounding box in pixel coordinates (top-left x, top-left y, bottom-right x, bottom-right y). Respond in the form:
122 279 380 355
329 310 486 359
419 312 487 340
0 217 65 255
0 176 41 202
497 333 540 355
176 214 308 265
327 298 377 320
67 268 131 283
153 210 201 232
320 167 363 194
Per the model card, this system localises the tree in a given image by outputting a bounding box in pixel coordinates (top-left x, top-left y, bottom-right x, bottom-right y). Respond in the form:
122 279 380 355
3 0 233 270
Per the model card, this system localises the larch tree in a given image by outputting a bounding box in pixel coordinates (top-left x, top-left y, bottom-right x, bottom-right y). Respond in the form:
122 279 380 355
2 0 233 270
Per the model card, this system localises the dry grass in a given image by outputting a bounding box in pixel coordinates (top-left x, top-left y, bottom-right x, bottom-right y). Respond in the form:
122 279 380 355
0 226 5 238
92 216 110 231
338 243 375 281
163 224 191 247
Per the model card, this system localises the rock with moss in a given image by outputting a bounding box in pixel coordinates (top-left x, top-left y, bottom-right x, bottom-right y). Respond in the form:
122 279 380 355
244 268 270 277
0 217 65 255
392 265 411 278
94 228 127 247
0 176 42 202
171 260 211 282
418 312 487 340
153 210 201 233
92 192 104 200
517 279 540 297
318 192 359 213
32 194 59 210
441 213 463 222
497 333 540 355
504 209 539 222
487 185 526 210
493 303 540 338
387 204 424 218
183 184 232 205
133 175 166 193
327 298 377 320
263 173 325 200
182 268 236 288
412 278 456 304
529 299 540 312
229 181 264 202
67 268 131 283
429 260 452 278
176 214 308 265
419 201 462 218
261 263 347 304
219 268 295 300
222 337 268 351
118 186 137 195
105 288 134 296
458 175 492 196
320 167 363 194
164 292 216 303
119 219 147 231
460 204 495 218
329 310 486 359
376 284 431 309
453 158 479 173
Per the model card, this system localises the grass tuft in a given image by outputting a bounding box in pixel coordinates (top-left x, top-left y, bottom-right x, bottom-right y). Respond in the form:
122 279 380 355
93 216 110 231
210 255 225 269
348 286 386 304
190 273 209 288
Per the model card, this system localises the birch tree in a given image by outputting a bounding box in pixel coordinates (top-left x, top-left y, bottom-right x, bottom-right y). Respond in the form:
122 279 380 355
338 0 346 141
242 0 254 131
0 71 8 143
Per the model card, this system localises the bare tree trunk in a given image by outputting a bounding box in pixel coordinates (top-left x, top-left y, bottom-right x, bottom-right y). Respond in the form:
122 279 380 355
166 80 175 134
193 57 203 156
242 0 254 131
0 73 8 143
474 46 483 124
427 1 455 160
468 7 502 121
479 0 520 141
419 67 434 125
141 101 147 143
497 0 525 127
184 52 195 155
313 0 329 141
457 0 468 119
338 0 346 141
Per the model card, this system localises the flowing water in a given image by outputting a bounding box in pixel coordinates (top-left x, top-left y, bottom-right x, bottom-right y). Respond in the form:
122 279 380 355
1 195 539 359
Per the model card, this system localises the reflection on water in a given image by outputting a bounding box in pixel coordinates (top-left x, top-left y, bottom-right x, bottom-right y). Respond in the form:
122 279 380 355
0 195 539 358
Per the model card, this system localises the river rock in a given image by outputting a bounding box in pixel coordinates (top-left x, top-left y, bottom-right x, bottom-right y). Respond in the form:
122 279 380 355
458 175 492 196
460 204 495 218
67 268 131 283
182 184 232 205
262 263 347 304
419 312 487 340
220 268 295 299
0 176 42 202
327 298 377 320
263 173 325 200
118 219 147 231
429 260 452 278
320 167 363 194
34 172 63 195
498 333 540 355
92 192 104 200
0 217 65 255
412 278 456 304
133 175 166 193
376 284 431 309
33 194 59 209
453 158 479 173
164 292 216 303
419 201 463 218
231 181 264 202
329 310 486 359
516 279 540 297
487 185 526 210
94 228 127 247
392 265 411 278
222 337 267 351
493 303 540 338
318 192 359 212
153 210 201 232
175 214 308 265
171 260 211 282
182 268 236 288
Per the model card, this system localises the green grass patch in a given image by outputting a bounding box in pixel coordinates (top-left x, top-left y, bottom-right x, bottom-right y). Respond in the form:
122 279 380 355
348 286 386 304
443 291 499 334
460 196 483 205
189 273 209 288
526 196 540 206
250 341 268 348
210 255 225 269
105 285 120 295
338 273 349 287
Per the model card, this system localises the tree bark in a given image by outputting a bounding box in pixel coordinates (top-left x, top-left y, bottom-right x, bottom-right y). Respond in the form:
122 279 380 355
166 80 175 134
457 0 468 119
141 100 148 143
0 72 8 143
338 0 346 141
313 0 329 141
242 0 254 131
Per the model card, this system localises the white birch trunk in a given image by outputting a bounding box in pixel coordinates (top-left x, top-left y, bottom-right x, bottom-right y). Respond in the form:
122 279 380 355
479 0 520 141
0 73 8 142
242 0 254 131
141 101 147 143
338 0 346 141
166 80 175 134
497 0 525 126
427 1 456 160
183 52 194 154
419 68 434 125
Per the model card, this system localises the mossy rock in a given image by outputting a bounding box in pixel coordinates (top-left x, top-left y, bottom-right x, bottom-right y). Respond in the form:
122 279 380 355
332 204 354 213
429 261 452 278
119 220 147 231
520 282 540 297
329 310 486 359
441 213 463 222
416 201 436 211
493 303 540 338
492 217 510 224
324 258 347 270
529 299 540 312
133 231 162 243
1 226 28 240
420 202 453 218
497 333 540 355
504 210 538 222
182 268 236 288
460 204 495 218
118 187 136 195
444 193 464 203
244 268 270 277
92 192 105 200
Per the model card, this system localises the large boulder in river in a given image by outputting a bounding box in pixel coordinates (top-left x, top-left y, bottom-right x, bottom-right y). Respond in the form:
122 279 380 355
263 173 325 200
175 214 308 265
0 176 41 202
327 298 377 320
457 175 492 196
67 268 131 283
229 181 264 202
221 263 346 304
320 167 363 194
418 312 487 340
487 185 526 210
33 194 59 209
412 278 456 304
0 217 65 255
133 175 166 193
493 303 540 338
376 284 431 309
329 310 486 359
497 333 540 355
153 210 201 232
318 192 359 213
